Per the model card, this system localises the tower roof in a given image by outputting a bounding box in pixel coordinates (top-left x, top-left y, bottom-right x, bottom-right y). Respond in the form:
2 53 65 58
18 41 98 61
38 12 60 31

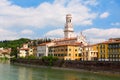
66 14 72 17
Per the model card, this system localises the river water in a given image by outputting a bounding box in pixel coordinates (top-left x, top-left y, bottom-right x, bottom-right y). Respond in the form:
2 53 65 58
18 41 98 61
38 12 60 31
0 61 120 80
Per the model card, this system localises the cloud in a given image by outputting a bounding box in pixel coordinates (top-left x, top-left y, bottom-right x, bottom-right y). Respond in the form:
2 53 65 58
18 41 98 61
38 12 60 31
82 0 98 6
44 27 120 44
0 28 35 40
45 29 64 38
0 0 97 29
83 28 120 44
111 22 120 26
0 28 18 40
99 12 109 19
21 29 34 35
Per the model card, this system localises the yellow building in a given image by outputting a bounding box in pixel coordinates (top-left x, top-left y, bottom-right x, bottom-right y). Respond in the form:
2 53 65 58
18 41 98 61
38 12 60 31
96 38 120 61
97 41 108 61
48 43 82 60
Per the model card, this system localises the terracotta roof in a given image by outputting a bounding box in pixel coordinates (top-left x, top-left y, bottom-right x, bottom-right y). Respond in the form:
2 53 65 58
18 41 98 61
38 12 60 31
109 38 120 41
108 41 120 44
0 49 11 54
50 43 82 47
38 42 51 46
64 30 74 32
54 37 77 42
20 48 29 50
98 40 120 44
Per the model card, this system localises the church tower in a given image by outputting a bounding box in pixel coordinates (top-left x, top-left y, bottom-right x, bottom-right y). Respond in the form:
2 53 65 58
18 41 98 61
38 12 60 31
64 14 74 38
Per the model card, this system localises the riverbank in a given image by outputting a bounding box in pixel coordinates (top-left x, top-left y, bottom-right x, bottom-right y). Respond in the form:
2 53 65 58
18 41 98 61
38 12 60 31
12 62 120 76
10 59 120 75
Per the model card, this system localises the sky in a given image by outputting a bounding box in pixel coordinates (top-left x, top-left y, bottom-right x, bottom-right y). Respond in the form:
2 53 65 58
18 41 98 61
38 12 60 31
0 0 120 44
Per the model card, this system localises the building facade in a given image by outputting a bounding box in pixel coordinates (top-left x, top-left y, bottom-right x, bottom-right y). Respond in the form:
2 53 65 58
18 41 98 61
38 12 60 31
48 44 82 60
18 44 34 57
0 48 11 58
36 14 88 60
108 38 120 61
37 42 55 57
97 38 120 61
97 42 108 61
82 45 98 61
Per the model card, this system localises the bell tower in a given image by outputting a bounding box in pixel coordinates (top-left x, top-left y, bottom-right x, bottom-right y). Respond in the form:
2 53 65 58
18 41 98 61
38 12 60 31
64 14 74 38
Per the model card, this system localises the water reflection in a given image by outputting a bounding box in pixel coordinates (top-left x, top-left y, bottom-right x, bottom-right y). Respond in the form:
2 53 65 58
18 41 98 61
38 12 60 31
0 59 10 64
0 62 120 80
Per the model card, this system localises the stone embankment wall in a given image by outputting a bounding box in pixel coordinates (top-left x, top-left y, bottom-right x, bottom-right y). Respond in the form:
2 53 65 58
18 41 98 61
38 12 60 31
10 59 120 72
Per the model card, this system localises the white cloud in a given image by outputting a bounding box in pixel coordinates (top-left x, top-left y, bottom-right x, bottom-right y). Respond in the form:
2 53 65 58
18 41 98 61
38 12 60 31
44 27 120 44
82 0 98 6
21 30 34 35
0 28 35 40
111 22 120 26
0 0 97 29
0 28 18 40
45 29 64 38
83 28 120 44
100 12 109 19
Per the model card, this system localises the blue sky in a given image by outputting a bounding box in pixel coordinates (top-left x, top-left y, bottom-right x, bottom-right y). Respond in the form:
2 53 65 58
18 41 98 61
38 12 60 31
0 0 120 43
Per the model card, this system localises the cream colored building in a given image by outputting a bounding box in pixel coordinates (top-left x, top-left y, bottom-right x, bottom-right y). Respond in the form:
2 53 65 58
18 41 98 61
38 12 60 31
82 45 98 61
18 44 34 57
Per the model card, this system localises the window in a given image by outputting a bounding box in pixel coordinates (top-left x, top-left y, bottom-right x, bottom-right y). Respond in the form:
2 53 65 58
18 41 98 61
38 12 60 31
48 54 50 56
54 54 57 56
69 54 71 56
64 54 67 56
79 54 81 57
58 54 60 56
75 49 77 51
75 54 77 56
61 54 64 56
69 49 71 51
66 49 67 51
61 49 63 51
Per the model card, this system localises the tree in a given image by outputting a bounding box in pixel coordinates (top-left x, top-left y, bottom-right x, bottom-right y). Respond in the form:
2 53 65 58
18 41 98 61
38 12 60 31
10 47 18 58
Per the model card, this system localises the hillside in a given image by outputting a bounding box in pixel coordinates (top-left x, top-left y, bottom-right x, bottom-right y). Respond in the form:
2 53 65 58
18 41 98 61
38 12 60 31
0 38 31 48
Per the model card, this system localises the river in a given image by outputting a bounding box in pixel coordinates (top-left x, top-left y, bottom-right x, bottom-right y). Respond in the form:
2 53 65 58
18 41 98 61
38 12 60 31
0 61 120 80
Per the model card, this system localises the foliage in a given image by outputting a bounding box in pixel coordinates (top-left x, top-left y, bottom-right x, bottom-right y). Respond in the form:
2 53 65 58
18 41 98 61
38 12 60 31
25 55 37 59
0 38 30 48
10 57 17 62
42 56 58 66
0 57 9 60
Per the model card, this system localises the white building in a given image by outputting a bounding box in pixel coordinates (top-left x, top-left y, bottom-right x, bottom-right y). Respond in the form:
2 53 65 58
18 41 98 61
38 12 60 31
37 42 55 57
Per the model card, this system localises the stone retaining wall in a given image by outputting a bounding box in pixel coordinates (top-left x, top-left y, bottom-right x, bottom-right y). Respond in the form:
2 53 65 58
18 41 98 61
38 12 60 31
10 59 120 72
